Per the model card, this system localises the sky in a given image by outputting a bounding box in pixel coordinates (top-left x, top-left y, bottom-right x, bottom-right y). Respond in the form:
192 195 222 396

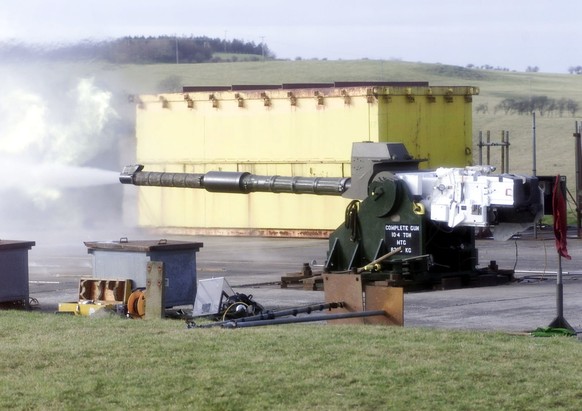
0 0 580 73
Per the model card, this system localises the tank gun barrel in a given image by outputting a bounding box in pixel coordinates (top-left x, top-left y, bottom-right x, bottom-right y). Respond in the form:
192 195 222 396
120 164 351 196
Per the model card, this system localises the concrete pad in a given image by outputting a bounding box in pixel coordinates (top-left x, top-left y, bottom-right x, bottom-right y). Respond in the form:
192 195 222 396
17 226 582 333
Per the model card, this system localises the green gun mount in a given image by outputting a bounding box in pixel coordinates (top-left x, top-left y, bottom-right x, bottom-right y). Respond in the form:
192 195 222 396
120 142 543 288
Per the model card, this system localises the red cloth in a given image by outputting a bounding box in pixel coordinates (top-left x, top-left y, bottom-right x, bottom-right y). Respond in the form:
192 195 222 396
553 175 571 260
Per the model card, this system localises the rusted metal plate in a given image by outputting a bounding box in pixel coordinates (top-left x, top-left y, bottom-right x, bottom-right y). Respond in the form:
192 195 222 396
364 285 404 326
323 274 364 324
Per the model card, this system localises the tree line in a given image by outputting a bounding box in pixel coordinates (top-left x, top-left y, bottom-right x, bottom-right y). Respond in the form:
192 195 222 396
466 63 512 72
493 96 579 117
0 36 275 63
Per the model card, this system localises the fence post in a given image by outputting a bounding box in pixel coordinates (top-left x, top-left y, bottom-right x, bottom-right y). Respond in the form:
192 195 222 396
478 131 483 165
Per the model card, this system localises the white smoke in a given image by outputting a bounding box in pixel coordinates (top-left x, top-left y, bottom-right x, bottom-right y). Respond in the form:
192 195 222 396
47 78 118 164
0 73 125 228
0 77 118 165
0 90 47 155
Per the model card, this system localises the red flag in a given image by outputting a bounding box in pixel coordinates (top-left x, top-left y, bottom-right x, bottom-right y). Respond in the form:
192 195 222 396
553 175 571 260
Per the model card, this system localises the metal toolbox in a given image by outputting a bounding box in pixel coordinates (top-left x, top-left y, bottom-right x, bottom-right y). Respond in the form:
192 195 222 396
84 239 203 307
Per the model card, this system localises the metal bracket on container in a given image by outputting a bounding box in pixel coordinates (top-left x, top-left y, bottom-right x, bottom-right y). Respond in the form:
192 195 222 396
209 93 219 108
261 92 271 107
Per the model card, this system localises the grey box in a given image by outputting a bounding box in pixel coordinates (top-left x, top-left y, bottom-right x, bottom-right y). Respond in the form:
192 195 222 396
84 239 203 307
0 240 35 305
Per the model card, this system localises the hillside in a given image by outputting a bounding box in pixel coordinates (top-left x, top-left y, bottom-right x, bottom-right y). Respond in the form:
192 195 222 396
1 59 581 202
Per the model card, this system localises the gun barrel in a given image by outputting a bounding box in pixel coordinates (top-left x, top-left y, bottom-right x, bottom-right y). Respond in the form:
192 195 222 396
120 165 351 196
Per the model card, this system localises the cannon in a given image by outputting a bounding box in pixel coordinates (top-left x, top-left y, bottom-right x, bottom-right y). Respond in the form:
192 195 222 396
120 142 543 288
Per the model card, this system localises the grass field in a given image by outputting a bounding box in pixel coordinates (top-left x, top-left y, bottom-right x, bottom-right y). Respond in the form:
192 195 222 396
1 310 581 411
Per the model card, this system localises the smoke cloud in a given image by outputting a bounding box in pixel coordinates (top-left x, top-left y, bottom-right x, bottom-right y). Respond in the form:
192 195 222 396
0 67 129 232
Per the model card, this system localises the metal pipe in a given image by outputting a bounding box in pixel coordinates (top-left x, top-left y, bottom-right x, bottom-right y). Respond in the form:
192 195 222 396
120 165 351 196
357 247 402 273
500 130 505 173
486 130 491 166
557 255 564 319
532 112 537 177
478 131 483 165
547 254 574 332
235 302 343 322
244 174 351 195
505 130 510 173
222 310 387 328
576 121 581 237
478 130 511 171
194 302 345 328
532 112 537 239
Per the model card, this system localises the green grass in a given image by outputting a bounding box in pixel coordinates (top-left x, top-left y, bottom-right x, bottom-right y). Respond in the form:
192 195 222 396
212 52 265 62
1 310 581 410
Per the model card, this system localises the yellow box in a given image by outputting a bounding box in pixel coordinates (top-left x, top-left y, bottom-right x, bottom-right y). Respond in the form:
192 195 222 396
57 279 132 316
133 83 478 235
57 302 110 316
57 302 80 314
78 302 108 316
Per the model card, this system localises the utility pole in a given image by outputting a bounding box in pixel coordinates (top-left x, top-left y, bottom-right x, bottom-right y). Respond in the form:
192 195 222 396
532 111 537 177
260 36 265 61
574 121 582 238
532 111 537 238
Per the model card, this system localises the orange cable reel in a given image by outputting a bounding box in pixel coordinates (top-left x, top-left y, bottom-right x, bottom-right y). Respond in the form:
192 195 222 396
127 289 146 318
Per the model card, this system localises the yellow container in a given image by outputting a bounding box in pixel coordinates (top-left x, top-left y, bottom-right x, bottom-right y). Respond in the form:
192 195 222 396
132 83 478 236
57 279 132 316
57 302 81 315
78 303 108 316
57 302 107 316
